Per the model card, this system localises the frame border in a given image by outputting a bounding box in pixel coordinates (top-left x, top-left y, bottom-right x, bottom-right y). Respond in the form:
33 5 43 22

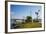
5 1 45 33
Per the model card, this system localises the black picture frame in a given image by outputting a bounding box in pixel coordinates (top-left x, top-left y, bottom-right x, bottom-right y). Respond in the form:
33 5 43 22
5 1 45 33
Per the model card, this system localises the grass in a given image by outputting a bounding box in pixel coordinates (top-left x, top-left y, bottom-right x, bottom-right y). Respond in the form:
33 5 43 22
17 22 42 28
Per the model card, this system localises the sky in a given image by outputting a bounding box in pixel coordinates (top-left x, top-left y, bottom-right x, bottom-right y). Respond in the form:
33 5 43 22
10 5 42 19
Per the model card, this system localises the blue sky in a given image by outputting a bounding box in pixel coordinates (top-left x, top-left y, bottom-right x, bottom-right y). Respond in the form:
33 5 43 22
10 5 42 19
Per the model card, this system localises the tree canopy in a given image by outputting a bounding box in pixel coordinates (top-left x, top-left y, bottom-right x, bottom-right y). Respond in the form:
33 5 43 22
25 16 32 22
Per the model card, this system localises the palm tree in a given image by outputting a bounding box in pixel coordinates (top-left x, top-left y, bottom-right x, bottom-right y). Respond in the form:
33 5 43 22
35 10 40 22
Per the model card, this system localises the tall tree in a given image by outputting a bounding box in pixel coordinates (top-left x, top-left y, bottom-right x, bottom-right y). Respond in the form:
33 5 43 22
35 10 40 22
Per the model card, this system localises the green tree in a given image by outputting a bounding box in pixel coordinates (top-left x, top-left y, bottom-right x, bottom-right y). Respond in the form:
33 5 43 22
25 16 32 23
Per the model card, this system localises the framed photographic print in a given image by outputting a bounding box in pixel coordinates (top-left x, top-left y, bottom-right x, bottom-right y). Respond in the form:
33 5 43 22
5 1 45 33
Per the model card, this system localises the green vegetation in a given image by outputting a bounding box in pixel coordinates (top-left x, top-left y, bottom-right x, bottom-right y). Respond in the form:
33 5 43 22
17 22 42 28
25 16 32 23
12 16 42 28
